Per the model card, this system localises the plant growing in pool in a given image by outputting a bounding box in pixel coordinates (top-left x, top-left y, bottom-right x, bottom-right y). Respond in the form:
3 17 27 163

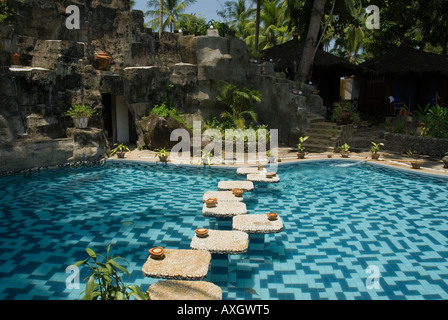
73 244 149 300
109 143 131 158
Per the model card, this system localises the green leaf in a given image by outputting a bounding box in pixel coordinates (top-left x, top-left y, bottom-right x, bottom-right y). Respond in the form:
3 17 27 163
109 258 130 276
86 248 96 260
85 275 96 300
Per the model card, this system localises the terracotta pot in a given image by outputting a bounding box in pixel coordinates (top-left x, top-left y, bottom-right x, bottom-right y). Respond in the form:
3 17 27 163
443 155 448 169
257 165 264 171
266 172 277 179
195 228 209 238
232 188 244 197
149 247 165 260
327 154 333 158
267 213 278 221
159 155 168 162
371 153 380 160
73 117 90 129
411 160 423 169
205 198 218 208
297 152 305 159
95 51 111 71
340 151 350 158
11 52 20 66
116 151 126 159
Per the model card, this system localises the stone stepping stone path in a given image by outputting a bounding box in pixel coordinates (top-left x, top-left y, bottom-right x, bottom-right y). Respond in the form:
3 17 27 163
247 173 280 183
190 230 249 254
143 166 284 299
236 167 266 175
148 280 222 300
217 180 254 191
202 191 244 202
142 249 211 280
233 214 284 234
202 202 247 218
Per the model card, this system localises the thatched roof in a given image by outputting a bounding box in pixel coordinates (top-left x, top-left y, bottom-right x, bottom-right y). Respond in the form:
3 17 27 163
262 39 359 74
359 46 448 76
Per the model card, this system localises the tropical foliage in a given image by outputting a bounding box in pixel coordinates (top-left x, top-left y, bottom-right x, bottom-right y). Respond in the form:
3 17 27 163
145 0 197 32
0 0 15 23
217 81 262 129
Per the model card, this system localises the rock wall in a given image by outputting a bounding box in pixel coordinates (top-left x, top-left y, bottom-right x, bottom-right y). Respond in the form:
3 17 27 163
0 0 321 174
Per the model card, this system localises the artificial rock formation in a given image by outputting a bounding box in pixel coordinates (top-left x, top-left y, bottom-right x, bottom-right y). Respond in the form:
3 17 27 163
0 0 322 174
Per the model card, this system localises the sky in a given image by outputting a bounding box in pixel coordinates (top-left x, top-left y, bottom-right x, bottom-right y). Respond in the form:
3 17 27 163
133 0 223 24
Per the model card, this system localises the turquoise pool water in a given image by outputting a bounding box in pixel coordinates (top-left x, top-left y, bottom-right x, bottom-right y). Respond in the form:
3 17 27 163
0 160 448 300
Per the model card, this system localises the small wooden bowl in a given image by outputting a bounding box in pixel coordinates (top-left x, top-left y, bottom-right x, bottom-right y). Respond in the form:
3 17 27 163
232 188 244 197
266 172 277 179
149 247 165 260
205 198 218 208
267 213 278 221
195 228 209 238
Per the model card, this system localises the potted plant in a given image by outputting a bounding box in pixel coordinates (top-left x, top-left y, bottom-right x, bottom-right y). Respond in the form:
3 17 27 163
197 150 213 167
155 148 170 162
65 104 96 129
370 142 384 160
110 143 131 159
407 150 423 169
339 143 350 158
296 136 309 159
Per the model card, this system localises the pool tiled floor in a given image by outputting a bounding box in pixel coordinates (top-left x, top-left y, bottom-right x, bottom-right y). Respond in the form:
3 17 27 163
0 160 448 300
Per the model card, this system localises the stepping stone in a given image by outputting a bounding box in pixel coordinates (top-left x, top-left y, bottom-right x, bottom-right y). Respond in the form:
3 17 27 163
237 167 266 175
233 214 284 234
190 230 249 254
217 180 254 191
142 249 211 280
148 280 222 300
247 173 280 183
203 191 244 202
202 202 247 218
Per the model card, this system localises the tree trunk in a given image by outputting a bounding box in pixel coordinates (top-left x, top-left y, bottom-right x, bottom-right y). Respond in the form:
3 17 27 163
297 0 327 83
159 0 163 38
255 0 261 51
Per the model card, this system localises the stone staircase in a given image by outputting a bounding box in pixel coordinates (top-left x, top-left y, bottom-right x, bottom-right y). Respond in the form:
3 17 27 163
302 113 343 153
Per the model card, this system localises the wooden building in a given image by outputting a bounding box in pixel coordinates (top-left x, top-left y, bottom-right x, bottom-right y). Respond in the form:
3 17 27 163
262 40 359 107
358 46 448 116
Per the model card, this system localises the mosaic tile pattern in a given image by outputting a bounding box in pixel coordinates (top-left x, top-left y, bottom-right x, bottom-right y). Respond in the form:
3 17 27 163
1 160 448 300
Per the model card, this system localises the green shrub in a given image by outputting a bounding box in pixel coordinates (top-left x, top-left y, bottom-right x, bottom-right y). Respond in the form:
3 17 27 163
419 105 448 138
65 105 96 118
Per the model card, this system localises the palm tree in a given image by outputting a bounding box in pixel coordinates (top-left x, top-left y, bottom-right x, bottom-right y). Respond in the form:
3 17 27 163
218 0 256 41
259 0 290 50
145 0 197 33
217 81 262 129
297 0 327 83
254 0 262 52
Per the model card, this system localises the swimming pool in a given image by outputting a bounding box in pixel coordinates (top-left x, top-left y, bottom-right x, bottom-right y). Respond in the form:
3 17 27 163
1 159 448 300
